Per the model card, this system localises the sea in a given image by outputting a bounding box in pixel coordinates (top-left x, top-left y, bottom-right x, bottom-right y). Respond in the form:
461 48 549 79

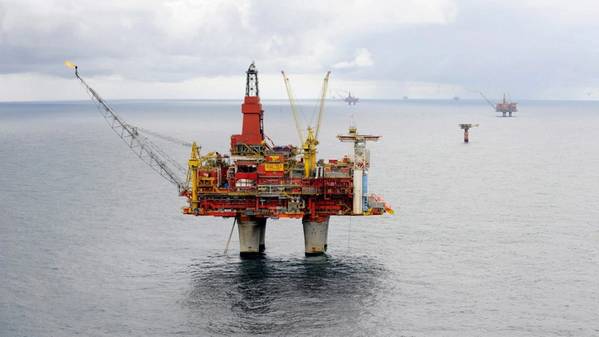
1 99 598 336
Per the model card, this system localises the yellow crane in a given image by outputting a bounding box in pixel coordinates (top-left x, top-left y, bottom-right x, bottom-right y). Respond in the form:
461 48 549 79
281 70 331 177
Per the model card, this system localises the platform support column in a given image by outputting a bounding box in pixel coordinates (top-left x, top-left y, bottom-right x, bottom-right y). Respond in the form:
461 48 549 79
464 129 469 143
258 219 266 253
237 217 266 256
353 168 363 214
302 217 329 256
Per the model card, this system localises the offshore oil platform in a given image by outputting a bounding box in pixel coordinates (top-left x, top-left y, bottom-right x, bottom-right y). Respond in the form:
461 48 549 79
343 91 359 105
480 92 518 117
66 61 392 256
495 94 518 117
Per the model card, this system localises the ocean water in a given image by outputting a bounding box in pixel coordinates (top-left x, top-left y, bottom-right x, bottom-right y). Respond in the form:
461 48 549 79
1 99 598 336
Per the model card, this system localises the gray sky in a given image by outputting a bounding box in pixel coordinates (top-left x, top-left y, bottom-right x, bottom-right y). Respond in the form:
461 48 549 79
1 0 599 101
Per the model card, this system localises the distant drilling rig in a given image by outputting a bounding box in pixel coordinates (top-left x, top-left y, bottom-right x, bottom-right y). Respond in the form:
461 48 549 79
480 92 518 117
66 61 393 257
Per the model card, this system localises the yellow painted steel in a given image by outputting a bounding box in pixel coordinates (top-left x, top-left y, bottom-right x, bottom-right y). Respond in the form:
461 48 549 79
303 127 318 177
281 70 330 178
264 163 284 171
281 71 305 147
187 142 200 210
315 71 330 140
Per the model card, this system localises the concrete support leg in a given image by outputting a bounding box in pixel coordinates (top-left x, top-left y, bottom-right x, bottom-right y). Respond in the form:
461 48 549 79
302 217 329 256
237 217 266 256
258 219 266 253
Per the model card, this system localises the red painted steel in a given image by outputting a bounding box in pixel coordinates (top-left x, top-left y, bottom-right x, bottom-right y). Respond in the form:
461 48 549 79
230 96 264 148
183 63 388 222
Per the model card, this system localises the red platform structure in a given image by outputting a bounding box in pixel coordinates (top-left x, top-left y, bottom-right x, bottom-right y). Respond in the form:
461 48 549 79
496 94 518 117
66 59 392 257
182 63 392 256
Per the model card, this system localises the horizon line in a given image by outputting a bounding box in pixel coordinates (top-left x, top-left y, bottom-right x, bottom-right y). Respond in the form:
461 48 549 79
2 98 599 104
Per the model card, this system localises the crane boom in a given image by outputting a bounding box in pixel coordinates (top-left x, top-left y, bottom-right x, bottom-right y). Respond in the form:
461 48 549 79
65 62 188 192
478 91 496 110
281 71 305 146
315 71 331 140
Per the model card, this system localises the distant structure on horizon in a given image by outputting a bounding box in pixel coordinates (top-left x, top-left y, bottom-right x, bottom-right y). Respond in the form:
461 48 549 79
495 94 518 117
479 91 518 117
343 91 359 105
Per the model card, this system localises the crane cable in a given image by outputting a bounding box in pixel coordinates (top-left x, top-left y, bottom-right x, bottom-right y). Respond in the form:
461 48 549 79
130 126 193 148
64 61 188 192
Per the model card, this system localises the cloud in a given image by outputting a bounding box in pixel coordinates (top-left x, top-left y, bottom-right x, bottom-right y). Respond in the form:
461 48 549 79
0 0 455 79
333 49 374 70
2 0 599 100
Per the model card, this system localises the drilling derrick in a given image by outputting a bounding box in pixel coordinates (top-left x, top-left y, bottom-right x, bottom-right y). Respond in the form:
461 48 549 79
230 62 266 155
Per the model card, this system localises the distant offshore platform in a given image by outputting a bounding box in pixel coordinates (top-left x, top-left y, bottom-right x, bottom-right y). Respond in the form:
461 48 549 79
480 92 518 117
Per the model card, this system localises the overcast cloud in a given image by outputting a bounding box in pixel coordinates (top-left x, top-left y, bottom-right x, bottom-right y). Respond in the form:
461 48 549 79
1 0 599 100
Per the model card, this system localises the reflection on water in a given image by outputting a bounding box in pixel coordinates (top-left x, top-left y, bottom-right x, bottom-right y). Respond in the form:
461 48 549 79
184 254 388 336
